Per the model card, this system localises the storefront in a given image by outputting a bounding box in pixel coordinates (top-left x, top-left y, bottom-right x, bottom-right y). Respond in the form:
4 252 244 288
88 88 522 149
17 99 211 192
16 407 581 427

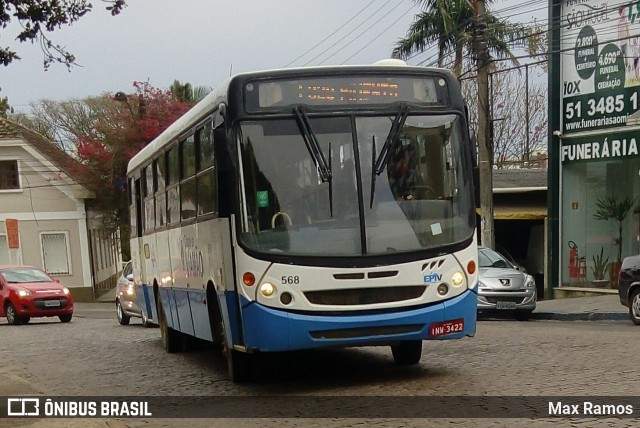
561 133 640 287
550 0 640 294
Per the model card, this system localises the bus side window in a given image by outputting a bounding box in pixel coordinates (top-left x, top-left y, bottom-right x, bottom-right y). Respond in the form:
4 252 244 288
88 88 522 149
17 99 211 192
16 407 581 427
129 178 138 238
197 121 218 217
199 122 214 171
155 156 166 227
214 122 231 217
134 178 143 238
166 145 181 224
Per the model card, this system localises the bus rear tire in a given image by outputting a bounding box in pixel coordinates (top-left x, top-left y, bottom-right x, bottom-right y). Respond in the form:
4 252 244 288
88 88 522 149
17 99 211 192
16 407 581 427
391 340 423 365
158 299 181 353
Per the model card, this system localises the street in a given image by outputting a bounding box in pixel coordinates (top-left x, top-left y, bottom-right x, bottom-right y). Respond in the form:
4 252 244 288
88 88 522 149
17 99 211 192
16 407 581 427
0 304 638 427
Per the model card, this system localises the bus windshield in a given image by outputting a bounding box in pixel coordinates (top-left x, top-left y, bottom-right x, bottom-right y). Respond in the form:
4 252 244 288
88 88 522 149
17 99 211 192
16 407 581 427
237 113 474 257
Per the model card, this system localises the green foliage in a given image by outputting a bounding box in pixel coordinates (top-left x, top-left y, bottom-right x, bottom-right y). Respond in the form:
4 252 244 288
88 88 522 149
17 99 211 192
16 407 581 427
593 195 634 263
170 80 212 104
392 0 542 76
1 1 126 69
591 247 609 280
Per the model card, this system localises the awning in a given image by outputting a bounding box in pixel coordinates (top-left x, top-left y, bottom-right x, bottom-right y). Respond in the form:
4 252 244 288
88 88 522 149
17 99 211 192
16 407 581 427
476 206 547 220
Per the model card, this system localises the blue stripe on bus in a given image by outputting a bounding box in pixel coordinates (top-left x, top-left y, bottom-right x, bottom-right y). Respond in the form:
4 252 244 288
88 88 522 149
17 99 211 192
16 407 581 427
240 288 478 352
189 291 212 341
174 289 194 336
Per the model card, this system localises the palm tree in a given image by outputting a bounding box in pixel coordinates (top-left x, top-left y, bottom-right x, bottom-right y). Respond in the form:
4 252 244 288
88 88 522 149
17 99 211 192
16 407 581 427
170 80 212 104
392 0 541 76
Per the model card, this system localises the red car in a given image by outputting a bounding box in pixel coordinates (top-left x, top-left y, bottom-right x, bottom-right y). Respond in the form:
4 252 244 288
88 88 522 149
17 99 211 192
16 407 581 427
0 265 74 325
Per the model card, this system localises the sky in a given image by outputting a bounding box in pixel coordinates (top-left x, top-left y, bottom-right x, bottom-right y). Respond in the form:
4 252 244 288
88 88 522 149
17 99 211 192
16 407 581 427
1 0 546 114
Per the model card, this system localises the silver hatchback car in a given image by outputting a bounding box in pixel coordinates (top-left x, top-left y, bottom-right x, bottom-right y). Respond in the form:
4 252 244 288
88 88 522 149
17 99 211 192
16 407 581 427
116 261 152 327
477 246 537 321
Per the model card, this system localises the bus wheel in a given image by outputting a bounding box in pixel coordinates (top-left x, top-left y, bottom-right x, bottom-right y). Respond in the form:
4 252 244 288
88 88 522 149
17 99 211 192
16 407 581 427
391 340 423 365
158 300 181 353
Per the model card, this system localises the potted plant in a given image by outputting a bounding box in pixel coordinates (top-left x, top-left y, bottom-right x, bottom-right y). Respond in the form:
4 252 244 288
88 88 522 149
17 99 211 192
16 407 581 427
591 247 609 287
593 195 634 289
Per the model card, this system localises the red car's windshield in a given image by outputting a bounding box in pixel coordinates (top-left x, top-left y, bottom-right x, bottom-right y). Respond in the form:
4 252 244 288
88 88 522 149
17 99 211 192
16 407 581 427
1 269 52 283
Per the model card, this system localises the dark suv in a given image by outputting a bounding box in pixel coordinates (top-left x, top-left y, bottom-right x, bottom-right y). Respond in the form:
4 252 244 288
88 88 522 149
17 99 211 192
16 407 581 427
618 254 640 325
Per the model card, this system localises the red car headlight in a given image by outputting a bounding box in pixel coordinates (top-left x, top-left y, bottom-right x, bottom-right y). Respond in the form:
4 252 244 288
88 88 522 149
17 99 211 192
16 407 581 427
17 289 32 298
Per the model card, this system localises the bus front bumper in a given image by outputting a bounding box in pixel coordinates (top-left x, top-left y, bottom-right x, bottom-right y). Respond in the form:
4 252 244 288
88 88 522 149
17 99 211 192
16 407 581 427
239 288 477 352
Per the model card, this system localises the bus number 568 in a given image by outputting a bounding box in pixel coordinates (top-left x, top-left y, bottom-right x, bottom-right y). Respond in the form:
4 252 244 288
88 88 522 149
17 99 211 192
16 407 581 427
281 276 300 284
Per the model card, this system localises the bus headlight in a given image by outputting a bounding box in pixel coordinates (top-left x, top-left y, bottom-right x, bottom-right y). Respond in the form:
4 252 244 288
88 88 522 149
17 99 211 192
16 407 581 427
451 271 464 287
260 283 276 297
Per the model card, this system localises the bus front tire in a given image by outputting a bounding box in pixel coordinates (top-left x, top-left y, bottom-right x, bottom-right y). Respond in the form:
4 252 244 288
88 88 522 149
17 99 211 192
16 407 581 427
391 340 423 365
158 301 181 353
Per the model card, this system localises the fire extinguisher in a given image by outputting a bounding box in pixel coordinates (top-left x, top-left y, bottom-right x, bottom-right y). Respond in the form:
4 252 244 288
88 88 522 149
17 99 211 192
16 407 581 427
578 256 587 278
568 241 579 278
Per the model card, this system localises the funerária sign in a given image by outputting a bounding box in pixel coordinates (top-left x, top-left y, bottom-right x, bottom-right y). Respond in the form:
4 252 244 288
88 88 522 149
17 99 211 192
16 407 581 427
561 131 640 163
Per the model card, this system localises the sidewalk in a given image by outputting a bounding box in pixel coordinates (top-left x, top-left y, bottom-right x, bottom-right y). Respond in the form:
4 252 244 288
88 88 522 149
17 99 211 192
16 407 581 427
532 294 628 321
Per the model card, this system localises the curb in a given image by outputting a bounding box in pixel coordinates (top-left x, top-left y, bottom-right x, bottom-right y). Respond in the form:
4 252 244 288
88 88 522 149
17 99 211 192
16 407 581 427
531 311 629 321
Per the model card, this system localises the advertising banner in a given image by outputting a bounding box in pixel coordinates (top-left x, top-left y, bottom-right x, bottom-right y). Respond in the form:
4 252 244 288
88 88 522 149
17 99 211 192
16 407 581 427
561 0 640 134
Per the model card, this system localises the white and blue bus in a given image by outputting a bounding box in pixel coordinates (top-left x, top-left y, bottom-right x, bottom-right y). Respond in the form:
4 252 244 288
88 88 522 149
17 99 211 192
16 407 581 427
126 62 478 382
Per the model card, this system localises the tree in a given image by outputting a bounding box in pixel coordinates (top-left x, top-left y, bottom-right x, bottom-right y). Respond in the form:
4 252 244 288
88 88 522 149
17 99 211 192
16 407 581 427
393 0 545 249
392 0 544 76
72 81 191 229
170 79 212 103
462 64 548 168
0 87 10 117
15 81 192 259
1 1 126 69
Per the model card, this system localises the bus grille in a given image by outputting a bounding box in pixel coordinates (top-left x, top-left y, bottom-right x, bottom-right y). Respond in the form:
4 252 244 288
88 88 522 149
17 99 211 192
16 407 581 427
310 324 423 339
304 286 426 306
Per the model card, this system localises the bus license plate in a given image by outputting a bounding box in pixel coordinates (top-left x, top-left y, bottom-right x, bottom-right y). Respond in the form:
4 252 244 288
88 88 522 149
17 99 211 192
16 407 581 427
496 301 517 310
44 300 61 307
429 319 464 337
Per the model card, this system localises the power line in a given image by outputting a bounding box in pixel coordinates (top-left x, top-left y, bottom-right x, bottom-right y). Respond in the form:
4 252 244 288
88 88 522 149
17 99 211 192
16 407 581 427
302 0 399 66
340 3 418 64
283 0 380 68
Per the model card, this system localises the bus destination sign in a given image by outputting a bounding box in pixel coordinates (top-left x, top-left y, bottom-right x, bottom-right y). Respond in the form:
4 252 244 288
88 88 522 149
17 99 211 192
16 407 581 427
245 75 447 111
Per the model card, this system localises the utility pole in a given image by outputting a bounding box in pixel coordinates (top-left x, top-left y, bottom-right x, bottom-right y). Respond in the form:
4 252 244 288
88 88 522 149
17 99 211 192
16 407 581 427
475 0 494 249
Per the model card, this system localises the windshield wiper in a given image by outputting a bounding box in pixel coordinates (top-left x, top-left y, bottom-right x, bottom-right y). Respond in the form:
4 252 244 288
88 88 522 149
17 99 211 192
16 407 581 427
369 104 409 207
294 106 332 183
374 104 409 175
294 106 333 216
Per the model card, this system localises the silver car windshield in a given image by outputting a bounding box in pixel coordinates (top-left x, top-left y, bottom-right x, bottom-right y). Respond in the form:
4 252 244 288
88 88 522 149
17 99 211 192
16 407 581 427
478 248 512 268
237 114 474 257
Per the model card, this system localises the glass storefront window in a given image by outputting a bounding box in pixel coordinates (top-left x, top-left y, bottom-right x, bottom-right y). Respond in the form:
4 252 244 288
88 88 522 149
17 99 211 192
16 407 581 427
561 158 640 285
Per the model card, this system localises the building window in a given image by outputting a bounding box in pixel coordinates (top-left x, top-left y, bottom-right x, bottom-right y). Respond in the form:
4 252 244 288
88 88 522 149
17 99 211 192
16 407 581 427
41 232 71 275
0 160 19 190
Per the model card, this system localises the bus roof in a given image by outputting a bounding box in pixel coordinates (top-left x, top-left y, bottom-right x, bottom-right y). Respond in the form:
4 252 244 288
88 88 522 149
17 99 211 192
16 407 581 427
127 63 455 175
